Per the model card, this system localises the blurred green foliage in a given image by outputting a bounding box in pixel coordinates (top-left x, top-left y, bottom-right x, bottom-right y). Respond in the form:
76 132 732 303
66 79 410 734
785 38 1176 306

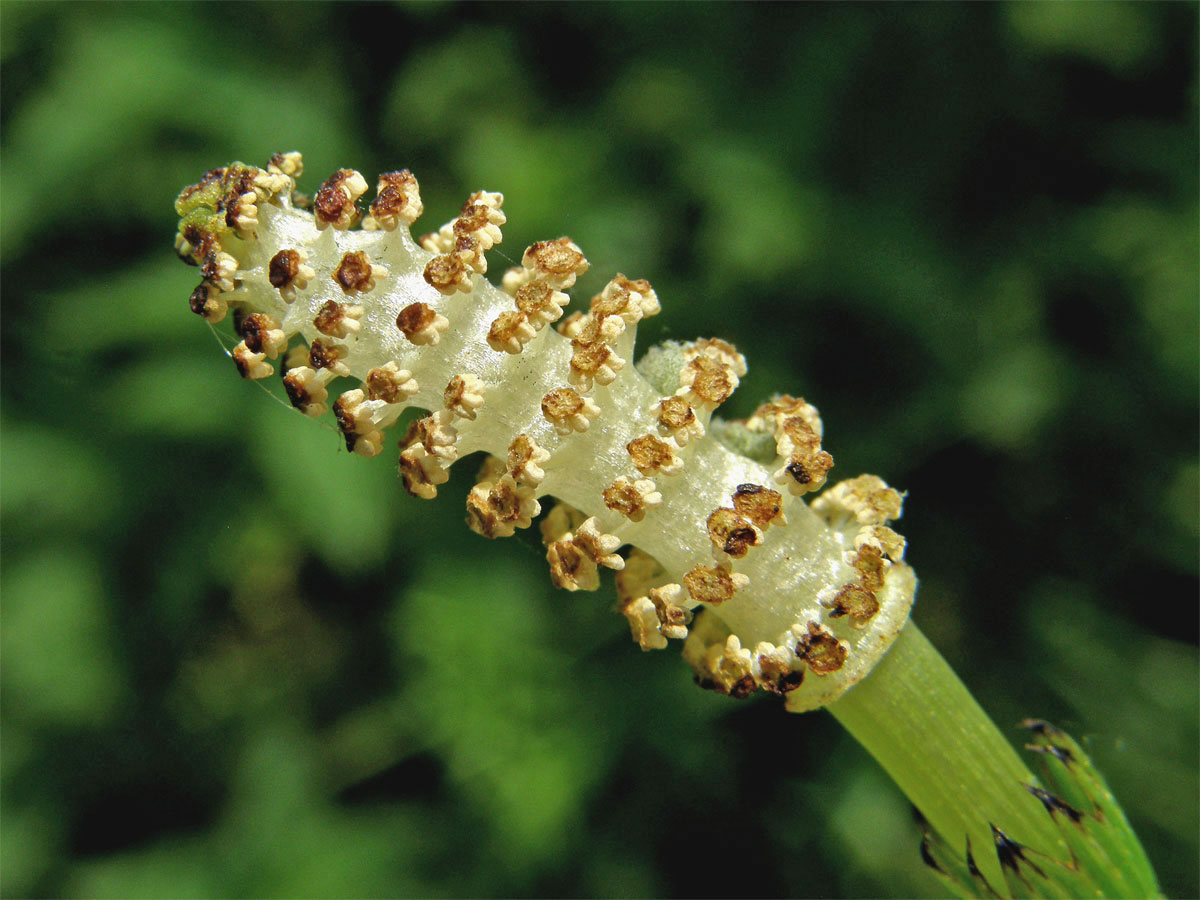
1 2 1196 897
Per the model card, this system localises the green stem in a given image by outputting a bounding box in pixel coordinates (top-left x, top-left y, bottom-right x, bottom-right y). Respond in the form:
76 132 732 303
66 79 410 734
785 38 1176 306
826 622 1065 891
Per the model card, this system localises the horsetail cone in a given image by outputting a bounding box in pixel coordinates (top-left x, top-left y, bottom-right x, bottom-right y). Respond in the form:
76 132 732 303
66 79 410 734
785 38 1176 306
173 153 917 712
174 154 1163 899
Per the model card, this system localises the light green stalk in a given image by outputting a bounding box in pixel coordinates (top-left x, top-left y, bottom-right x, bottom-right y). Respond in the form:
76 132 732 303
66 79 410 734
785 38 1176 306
826 622 1160 899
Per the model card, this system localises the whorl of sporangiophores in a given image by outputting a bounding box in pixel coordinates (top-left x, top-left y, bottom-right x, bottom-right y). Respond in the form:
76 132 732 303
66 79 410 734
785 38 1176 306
174 153 917 712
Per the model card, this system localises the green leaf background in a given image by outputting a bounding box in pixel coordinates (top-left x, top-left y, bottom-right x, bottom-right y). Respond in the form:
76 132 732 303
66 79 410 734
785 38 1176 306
2 2 1196 897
